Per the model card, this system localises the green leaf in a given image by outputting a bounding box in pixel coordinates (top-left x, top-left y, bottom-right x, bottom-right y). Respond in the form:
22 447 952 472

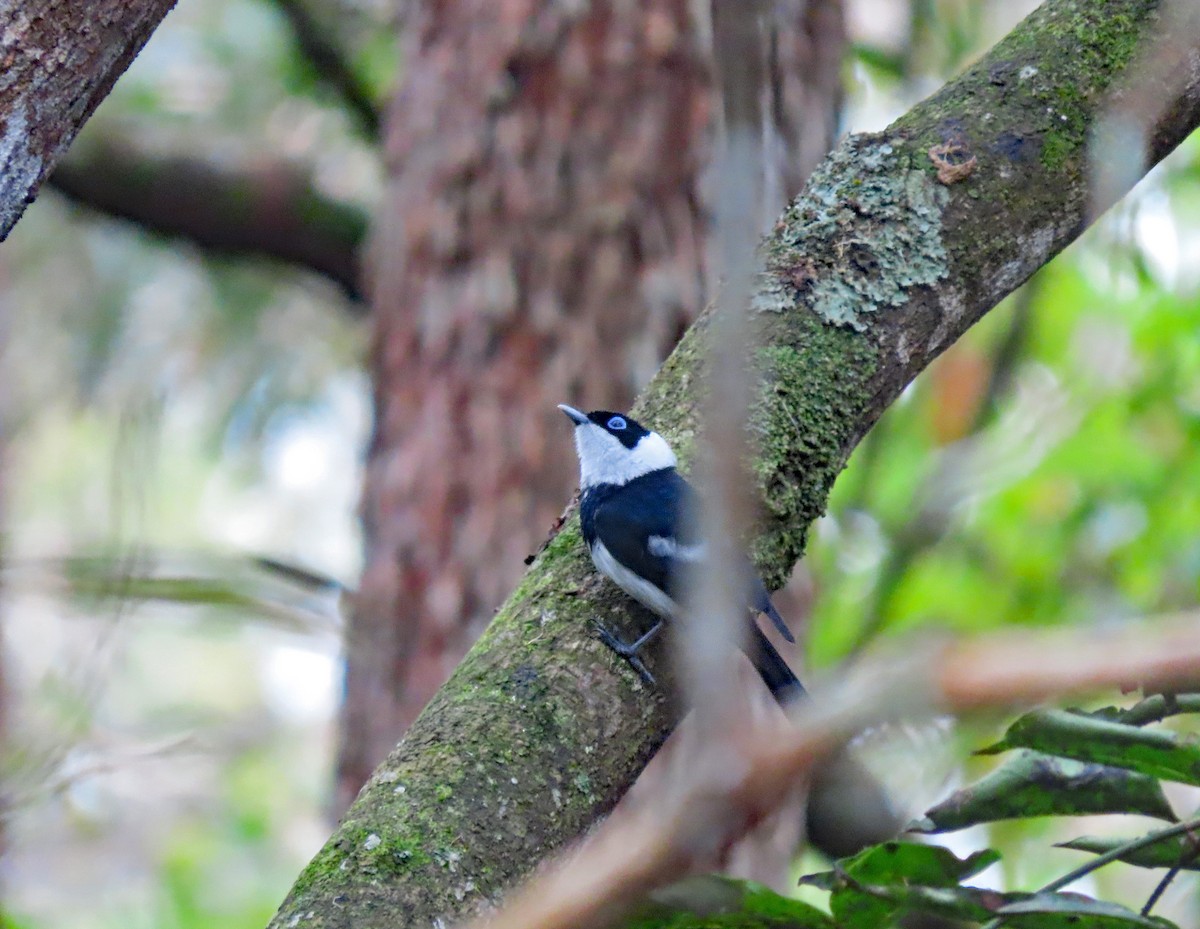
982 708 1200 786
830 880 1003 927
803 853 1178 929
912 750 1177 833
623 875 835 928
825 885 1176 928
801 842 1000 928
799 841 998 890
1058 833 1200 871
849 841 999 884
996 891 1179 928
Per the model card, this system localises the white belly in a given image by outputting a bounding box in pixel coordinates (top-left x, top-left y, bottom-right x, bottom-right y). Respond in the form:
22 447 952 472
590 540 679 619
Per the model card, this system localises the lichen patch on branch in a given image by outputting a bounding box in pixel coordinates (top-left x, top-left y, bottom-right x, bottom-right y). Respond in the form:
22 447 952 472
765 134 951 331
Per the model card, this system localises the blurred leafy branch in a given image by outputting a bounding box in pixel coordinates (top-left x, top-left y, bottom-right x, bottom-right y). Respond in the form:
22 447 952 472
626 692 1200 929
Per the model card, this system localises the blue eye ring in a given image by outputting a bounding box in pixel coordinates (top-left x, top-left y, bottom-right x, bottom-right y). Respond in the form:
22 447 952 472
607 415 627 431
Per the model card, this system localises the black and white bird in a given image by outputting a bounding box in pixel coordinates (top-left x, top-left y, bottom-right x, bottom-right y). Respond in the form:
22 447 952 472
558 404 805 703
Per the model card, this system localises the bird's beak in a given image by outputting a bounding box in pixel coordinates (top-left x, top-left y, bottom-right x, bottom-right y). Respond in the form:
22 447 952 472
557 404 589 426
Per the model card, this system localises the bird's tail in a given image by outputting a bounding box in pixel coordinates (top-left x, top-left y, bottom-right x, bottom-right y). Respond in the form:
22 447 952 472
746 621 901 857
748 621 806 705
746 622 902 858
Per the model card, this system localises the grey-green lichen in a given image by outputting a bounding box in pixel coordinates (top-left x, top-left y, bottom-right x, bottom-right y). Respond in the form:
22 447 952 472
879 0 1159 301
766 134 950 331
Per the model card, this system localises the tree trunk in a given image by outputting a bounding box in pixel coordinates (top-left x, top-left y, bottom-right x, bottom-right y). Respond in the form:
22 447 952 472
270 1 1200 926
336 0 845 811
0 0 179 238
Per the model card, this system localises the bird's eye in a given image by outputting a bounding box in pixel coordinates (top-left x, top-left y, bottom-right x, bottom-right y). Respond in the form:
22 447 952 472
606 416 627 431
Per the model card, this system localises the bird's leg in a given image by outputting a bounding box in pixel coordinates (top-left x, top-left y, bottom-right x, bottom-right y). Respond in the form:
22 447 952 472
594 620 663 685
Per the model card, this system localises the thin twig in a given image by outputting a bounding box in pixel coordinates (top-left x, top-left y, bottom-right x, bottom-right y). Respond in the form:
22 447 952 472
1042 818 1200 895
979 815 1200 929
1119 693 1200 727
273 0 383 137
1089 0 1200 220
1141 859 1186 917
683 0 770 716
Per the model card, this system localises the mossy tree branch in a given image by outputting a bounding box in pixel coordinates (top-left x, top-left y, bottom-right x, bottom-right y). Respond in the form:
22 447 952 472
270 1 1200 926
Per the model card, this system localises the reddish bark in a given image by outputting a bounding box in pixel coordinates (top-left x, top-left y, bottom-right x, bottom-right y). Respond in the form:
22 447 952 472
338 0 845 810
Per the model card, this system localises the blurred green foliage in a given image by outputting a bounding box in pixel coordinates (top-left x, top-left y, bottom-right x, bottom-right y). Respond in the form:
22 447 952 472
649 695 1200 927
626 875 836 928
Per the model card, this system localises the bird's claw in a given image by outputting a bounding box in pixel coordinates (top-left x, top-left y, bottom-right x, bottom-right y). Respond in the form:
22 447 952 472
595 622 658 686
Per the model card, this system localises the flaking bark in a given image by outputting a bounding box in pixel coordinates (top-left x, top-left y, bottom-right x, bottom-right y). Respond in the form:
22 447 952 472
270 1 1200 926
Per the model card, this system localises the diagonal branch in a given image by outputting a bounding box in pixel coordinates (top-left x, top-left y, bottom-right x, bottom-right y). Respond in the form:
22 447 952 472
269 2 1200 926
0 0 180 239
48 134 369 304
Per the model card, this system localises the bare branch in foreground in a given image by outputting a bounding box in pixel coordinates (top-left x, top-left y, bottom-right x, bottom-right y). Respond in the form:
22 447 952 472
1089 0 1200 219
683 0 771 717
466 615 1200 929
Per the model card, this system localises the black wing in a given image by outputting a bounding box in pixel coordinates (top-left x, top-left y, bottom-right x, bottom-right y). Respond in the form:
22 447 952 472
590 469 700 603
590 470 794 643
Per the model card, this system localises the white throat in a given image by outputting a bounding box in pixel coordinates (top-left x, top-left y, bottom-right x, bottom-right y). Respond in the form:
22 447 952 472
574 425 676 488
